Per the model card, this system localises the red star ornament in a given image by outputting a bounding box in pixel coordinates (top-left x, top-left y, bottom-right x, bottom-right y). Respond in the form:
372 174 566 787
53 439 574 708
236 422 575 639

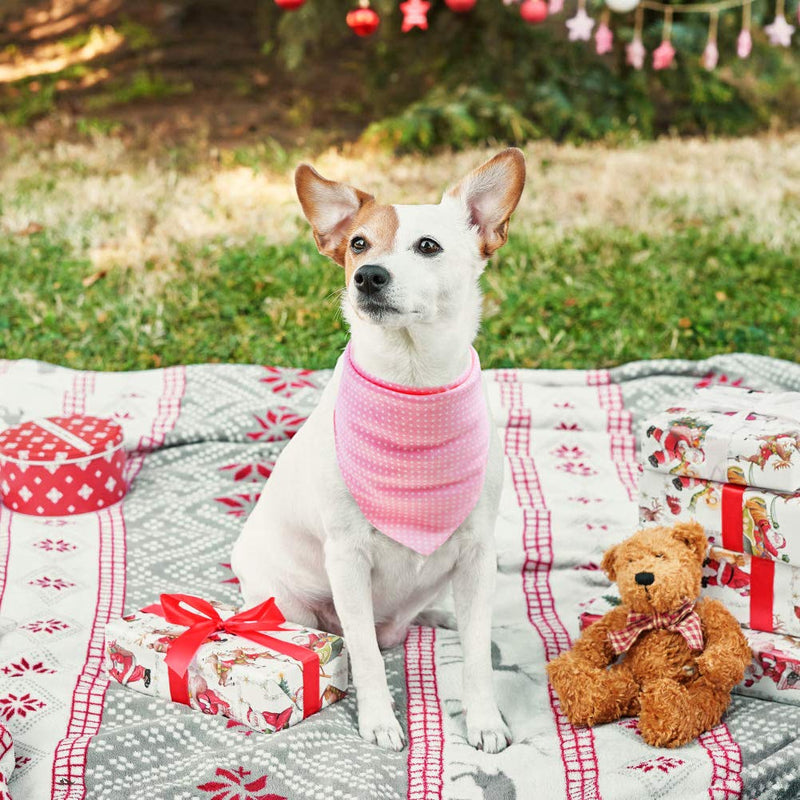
400 0 431 31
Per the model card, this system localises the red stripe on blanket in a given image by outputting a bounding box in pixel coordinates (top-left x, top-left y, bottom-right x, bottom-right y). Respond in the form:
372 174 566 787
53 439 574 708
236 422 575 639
497 371 602 800
592 373 744 799
51 506 126 799
591 377 639 502
50 365 186 799
698 724 744 800
405 626 444 800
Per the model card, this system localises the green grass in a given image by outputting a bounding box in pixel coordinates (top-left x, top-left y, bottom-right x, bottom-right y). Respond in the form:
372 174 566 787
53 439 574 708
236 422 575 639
1 227 797 372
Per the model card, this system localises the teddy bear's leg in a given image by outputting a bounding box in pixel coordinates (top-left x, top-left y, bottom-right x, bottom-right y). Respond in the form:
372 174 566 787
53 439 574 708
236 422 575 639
548 657 639 727
638 676 731 748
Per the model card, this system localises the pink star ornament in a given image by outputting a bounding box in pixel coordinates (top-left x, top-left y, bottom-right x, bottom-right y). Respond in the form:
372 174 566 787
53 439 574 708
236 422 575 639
652 39 675 70
626 36 646 69
549 0 564 13
400 0 431 31
595 22 613 54
764 15 795 46
566 7 595 41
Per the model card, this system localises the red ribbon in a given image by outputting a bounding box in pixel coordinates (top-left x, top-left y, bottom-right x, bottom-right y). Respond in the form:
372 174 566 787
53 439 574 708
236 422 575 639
749 556 775 632
721 483 745 551
141 594 321 719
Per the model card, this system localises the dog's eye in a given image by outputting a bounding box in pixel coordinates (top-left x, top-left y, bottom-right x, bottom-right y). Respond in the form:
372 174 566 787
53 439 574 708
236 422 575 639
350 236 369 253
655 553 665 559
415 237 442 256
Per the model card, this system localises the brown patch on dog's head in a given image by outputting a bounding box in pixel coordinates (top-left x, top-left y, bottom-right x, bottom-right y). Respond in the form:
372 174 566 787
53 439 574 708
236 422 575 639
295 164 375 266
604 522 709 614
342 202 399 284
445 148 526 257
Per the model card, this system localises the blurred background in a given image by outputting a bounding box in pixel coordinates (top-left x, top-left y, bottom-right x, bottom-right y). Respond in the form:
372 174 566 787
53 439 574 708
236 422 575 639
1 0 798 372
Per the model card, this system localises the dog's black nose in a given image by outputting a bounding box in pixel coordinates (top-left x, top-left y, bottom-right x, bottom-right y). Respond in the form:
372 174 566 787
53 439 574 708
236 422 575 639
635 572 655 586
353 264 390 295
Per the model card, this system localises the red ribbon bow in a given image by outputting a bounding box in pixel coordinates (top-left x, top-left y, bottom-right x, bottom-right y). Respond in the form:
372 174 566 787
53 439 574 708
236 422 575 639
142 594 321 719
607 599 705 655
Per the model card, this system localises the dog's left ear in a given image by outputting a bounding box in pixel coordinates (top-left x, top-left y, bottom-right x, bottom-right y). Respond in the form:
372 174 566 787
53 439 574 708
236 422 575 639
445 148 526 257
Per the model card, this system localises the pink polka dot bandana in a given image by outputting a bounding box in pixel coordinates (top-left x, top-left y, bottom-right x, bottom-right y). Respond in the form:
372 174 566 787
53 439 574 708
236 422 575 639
334 344 490 555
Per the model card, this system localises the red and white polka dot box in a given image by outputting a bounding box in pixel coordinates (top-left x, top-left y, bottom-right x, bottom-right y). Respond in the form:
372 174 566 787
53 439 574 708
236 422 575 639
0 416 126 516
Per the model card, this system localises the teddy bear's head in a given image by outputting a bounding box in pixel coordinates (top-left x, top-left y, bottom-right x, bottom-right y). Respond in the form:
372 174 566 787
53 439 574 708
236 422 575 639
600 522 708 614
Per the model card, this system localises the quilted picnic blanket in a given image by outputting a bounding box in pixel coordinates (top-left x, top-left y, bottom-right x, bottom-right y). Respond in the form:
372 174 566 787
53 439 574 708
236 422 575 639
1 353 799 800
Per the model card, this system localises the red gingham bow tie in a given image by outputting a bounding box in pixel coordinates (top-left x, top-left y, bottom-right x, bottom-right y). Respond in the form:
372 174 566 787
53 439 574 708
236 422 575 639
607 599 704 655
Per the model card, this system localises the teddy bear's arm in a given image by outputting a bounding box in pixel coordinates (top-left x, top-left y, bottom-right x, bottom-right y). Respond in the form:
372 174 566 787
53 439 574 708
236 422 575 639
695 598 753 691
566 606 630 668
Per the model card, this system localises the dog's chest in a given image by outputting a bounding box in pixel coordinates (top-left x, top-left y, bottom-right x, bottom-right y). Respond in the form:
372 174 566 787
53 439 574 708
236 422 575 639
367 533 461 620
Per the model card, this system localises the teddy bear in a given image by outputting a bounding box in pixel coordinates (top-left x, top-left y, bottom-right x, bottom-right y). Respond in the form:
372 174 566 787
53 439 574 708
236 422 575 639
547 521 752 748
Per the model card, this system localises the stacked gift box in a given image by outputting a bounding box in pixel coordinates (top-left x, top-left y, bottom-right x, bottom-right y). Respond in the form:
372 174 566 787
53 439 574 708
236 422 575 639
634 386 800 705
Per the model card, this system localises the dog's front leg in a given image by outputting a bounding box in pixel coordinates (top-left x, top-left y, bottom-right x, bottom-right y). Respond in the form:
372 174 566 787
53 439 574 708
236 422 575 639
452 537 511 754
325 536 406 751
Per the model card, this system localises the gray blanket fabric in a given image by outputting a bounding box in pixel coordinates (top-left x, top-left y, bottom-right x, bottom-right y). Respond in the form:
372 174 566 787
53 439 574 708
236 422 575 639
1 353 798 800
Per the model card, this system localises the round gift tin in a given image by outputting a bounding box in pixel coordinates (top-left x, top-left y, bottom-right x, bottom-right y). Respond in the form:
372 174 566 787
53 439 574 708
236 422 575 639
0 416 126 515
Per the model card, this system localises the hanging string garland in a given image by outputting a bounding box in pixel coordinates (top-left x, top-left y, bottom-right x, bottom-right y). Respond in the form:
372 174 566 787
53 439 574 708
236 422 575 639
271 0 798 72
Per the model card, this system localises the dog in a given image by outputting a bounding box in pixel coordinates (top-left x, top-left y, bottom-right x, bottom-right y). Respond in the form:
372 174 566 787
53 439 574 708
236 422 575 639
231 148 526 752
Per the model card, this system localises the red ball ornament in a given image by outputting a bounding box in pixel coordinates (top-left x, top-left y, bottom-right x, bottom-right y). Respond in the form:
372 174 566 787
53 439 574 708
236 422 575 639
274 0 305 10
445 0 477 12
347 5 381 36
520 0 548 23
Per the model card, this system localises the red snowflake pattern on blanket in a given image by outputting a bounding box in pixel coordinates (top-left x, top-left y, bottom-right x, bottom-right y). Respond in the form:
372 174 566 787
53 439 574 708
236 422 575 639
628 756 685 773
246 409 307 442
0 692 47 721
198 766 287 800
219 462 274 482
259 366 317 397
1 657 56 677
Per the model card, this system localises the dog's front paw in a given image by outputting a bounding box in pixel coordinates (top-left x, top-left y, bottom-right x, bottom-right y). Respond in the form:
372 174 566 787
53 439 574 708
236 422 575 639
358 702 406 751
465 707 511 754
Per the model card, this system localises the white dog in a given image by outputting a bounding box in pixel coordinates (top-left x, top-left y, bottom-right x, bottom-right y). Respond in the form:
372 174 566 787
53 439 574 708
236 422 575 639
231 148 526 752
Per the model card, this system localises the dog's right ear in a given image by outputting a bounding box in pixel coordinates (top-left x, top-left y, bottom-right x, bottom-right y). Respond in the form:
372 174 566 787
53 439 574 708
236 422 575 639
295 165 374 267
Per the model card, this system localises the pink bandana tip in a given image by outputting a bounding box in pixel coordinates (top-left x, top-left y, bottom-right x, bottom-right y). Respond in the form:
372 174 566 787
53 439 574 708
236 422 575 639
334 344 490 555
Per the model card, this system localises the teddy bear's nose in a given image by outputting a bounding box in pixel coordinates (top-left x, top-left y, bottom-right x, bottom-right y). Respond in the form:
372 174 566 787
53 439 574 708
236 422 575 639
635 571 655 586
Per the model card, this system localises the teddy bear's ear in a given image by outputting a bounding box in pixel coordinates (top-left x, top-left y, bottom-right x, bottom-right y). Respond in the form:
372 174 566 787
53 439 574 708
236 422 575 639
601 544 618 582
670 521 708 562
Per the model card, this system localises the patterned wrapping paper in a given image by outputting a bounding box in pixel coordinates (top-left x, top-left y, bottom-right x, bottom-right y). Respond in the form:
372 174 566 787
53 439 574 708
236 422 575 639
639 467 800 566
641 398 800 493
702 546 800 638
579 595 800 708
105 601 348 733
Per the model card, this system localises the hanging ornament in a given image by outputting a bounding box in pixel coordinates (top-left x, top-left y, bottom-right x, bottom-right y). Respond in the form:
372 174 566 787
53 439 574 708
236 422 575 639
521 0 548 23
400 0 431 31
549 0 564 14
626 5 645 69
595 10 613 54
764 0 795 46
347 0 381 36
605 0 640 13
445 0 477 11
737 1 752 57
701 11 719 70
274 0 305 10
566 0 595 40
653 8 675 69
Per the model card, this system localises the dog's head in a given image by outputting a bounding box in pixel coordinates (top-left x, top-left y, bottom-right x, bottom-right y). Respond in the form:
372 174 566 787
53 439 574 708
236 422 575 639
294 149 526 330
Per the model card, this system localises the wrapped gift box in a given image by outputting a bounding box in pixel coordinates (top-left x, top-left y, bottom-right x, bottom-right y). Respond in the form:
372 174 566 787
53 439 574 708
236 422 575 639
0 415 126 515
579 595 800 707
640 388 800 493
639 468 800 566
105 595 348 733
702 546 800 638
